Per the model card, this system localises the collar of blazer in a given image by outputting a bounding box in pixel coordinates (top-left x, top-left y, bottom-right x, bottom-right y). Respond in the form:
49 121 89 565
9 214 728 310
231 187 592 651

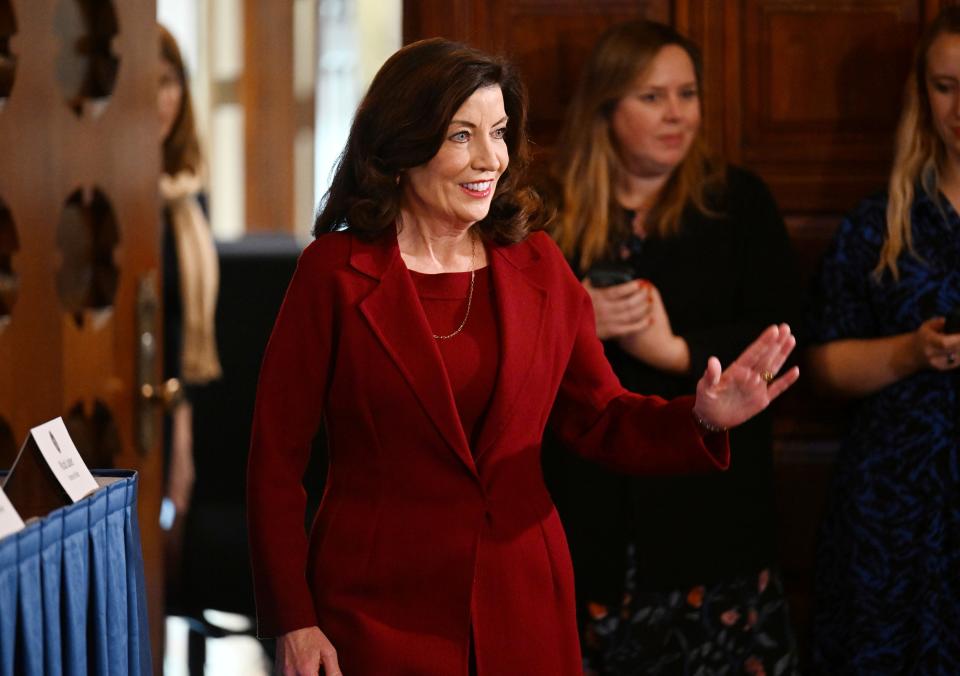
347 227 544 279
348 229 549 473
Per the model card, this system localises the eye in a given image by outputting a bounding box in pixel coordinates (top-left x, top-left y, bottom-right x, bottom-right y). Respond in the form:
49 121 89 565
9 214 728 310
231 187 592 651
637 91 660 103
449 130 470 143
680 87 699 100
933 81 956 94
492 126 507 140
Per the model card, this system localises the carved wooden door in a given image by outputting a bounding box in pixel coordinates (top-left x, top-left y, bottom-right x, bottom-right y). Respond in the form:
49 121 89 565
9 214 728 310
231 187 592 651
0 0 165 669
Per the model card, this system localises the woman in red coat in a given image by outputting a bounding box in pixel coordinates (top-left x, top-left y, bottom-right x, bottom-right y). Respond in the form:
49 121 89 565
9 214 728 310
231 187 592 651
246 38 798 676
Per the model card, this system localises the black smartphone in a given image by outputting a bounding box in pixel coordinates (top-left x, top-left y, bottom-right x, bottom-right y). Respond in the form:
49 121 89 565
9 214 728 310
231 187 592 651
944 307 960 334
586 262 634 288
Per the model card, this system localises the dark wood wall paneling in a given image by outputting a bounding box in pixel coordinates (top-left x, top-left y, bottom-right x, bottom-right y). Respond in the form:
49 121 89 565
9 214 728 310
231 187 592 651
736 2 916 209
404 0 955 665
406 1 671 150
495 1 670 147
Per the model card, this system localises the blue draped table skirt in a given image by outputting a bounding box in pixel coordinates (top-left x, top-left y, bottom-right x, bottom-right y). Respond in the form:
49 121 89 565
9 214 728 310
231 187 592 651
0 470 151 675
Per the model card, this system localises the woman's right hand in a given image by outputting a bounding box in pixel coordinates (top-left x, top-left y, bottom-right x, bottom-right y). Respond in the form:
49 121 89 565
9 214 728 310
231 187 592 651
275 626 342 676
583 278 653 340
910 316 960 371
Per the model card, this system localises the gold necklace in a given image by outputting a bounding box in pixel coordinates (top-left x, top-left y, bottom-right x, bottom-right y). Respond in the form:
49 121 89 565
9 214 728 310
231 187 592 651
433 235 477 340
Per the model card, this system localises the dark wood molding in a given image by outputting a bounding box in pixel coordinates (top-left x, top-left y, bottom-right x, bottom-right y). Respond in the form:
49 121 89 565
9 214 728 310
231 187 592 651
243 0 295 233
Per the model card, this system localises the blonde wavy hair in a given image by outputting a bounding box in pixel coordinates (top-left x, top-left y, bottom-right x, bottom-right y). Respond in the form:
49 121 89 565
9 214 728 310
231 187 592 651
552 20 722 271
880 7 960 280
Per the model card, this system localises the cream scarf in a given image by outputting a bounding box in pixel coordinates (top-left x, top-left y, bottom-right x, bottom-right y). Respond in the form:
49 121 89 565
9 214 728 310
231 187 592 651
159 170 222 384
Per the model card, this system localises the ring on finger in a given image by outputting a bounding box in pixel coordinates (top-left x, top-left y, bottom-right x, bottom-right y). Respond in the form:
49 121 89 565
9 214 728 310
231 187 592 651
759 370 775 384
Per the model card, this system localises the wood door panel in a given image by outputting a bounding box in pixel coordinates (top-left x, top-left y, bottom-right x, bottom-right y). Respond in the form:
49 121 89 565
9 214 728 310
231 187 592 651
404 0 671 148
404 0 669 48
507 13 642 146
498 1 670 147
757 6 914 129
0 1 164 671
733 0 921 210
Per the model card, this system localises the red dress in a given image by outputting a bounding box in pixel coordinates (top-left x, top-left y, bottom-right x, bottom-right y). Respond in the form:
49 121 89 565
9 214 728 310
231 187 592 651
246 230 728 675
408 265 499 451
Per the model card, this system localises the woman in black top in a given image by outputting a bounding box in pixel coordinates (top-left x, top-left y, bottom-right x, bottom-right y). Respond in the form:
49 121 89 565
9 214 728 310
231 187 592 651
544 20 800 675
157 27 221 600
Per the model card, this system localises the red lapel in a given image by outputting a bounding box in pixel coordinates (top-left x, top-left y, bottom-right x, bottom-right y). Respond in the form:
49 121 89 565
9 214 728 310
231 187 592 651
349 231 549 469
350 232 476 475
474 235 548 460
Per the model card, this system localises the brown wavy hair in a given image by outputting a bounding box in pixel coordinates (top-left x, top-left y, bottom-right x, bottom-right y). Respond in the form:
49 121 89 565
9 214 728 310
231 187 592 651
313 38 542 243
551 20 723 271
160 24 201 175
878 6 960 280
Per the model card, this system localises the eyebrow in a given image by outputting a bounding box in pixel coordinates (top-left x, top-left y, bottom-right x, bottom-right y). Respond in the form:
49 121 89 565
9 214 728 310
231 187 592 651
638 82 698 90
448 115 509 128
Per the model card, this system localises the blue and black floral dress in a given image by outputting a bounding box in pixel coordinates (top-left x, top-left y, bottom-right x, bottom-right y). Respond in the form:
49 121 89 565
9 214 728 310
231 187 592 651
807 190 960 674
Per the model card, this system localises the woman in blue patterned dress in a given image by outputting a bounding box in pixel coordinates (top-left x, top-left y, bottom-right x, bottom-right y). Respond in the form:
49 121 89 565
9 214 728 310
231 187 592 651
807 8 960 674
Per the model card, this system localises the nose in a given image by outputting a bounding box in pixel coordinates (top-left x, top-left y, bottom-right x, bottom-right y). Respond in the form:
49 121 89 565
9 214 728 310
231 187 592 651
664 94 682 121
471 133 500 172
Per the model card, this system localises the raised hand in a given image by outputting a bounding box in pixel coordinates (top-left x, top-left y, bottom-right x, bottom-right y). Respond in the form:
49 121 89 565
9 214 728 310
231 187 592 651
692 323 799 431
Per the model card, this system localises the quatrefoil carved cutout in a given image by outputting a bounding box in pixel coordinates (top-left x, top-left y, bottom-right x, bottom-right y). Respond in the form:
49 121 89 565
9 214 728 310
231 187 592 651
0 415 15 471
57 187 120 327
0 196 18 329
55 0 120 117
0 0 16 109
65 400 120 469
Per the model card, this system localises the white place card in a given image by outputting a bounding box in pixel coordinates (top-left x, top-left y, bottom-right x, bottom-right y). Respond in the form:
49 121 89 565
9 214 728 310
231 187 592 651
29 417 99 502
0 486 25 539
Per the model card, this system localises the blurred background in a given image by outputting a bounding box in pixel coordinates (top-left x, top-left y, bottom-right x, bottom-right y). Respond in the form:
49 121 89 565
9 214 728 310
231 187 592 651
157 0 402 242
0 1 954 673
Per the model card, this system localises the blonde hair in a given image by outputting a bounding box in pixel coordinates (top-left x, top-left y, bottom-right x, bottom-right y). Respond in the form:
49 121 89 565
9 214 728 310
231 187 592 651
879 7 960 280
552 20 722 271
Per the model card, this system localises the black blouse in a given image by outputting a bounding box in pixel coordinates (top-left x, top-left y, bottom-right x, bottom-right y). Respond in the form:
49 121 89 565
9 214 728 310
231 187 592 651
545 166 800 598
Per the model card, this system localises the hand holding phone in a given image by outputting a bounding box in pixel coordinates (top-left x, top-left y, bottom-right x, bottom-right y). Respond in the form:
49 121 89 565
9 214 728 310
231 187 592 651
944 307 960 334
586 262 634 288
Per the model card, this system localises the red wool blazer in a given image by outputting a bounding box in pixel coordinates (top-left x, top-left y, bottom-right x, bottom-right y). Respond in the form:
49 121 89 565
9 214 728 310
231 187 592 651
247 229 729 675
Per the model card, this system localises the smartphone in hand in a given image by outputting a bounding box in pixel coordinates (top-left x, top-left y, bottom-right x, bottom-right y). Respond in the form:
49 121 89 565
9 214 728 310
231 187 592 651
944 307 960 334
586 262 634 288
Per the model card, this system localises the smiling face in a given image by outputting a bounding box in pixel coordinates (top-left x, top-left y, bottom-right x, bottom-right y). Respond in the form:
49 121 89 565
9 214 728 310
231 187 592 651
609 44 700 178
402 85 509 231
927 32 960 167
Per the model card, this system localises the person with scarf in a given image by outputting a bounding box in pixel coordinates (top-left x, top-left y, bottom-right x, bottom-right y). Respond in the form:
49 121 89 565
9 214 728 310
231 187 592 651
158 24 221 544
